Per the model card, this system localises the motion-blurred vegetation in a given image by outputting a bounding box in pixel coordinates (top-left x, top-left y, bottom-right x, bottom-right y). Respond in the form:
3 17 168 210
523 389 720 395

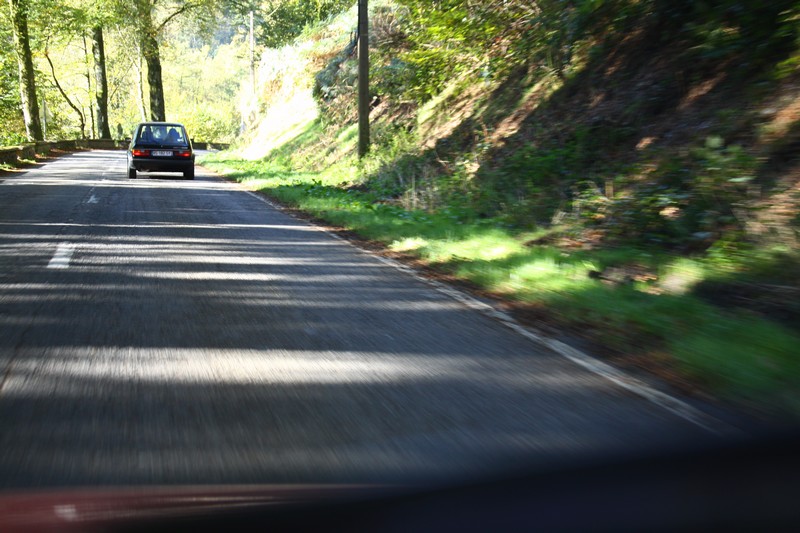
203 0 800 418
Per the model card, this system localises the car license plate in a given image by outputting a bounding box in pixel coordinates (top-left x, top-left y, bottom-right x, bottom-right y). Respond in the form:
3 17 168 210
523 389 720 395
152 150 173 156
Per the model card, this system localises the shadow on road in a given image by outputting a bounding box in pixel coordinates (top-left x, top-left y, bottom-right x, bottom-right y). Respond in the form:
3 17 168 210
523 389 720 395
0 160 715 487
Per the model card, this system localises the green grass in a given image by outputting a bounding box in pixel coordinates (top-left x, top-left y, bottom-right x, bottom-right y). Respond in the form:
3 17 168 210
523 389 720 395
201 153 800 418
677 317 800 412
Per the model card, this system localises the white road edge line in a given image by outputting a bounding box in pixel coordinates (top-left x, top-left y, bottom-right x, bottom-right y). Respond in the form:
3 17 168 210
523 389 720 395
47 242 76 269
240 188 741 437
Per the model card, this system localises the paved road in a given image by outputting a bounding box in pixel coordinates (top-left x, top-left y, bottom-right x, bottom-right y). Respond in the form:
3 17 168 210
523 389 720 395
0 151 719 488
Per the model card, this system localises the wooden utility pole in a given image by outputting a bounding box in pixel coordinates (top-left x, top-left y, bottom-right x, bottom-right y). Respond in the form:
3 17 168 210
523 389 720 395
357 0 369 157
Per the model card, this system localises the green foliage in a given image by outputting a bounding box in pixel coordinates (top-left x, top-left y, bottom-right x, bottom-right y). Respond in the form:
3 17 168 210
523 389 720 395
470 132 760 248
256 0 353 48
390 0 533 99
681 137 756 230
394 46 470 102
383 0 800 104
161 37 246 142
239 0 800 253
387 0 637 101
180 106 239 144
474 125 627 227
674 0 800 58
0 21 26 146
675 315 800 412
604 137 758 247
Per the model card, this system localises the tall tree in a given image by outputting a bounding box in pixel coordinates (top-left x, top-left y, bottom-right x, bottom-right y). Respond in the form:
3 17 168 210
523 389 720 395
90 26 111 138
131 0 165 121
44 47 85 138
0 8 26 144
126 0 218 121
38 0 113 139
121 0 262 123
8 0 43 141
123 0 225 120
81 0 121 138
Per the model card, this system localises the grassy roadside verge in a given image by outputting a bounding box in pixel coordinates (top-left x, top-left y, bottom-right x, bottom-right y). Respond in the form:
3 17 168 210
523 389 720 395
201 154 800 420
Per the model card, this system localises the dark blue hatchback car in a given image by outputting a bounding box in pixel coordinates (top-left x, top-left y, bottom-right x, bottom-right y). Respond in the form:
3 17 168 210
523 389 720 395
127 122 195 180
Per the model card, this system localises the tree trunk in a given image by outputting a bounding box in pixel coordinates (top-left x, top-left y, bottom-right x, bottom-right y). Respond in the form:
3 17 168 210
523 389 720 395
82 36 94 139
8 0 43 141
91 26 112 139
134 53 147 121
143 33 166 121
133 0 165 121
45 51 85 139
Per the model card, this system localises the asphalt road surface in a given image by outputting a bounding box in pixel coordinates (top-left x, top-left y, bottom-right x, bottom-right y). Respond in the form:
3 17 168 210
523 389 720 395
0 150 722 488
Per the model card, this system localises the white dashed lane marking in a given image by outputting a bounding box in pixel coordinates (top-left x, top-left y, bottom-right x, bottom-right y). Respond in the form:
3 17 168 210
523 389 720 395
47 243 76 269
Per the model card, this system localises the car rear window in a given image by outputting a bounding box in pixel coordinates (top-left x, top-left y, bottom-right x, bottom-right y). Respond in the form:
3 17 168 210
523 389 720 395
137 125 189 146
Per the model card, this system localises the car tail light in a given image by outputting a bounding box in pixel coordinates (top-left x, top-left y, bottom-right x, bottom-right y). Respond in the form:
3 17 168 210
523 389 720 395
132 149 150 157
176 150 192 158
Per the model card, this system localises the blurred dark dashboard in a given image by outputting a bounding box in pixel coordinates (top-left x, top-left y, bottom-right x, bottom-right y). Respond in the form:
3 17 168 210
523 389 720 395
1 431 798 532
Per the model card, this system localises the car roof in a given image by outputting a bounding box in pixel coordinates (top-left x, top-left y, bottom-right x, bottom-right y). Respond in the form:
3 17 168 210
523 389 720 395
136 122 186 128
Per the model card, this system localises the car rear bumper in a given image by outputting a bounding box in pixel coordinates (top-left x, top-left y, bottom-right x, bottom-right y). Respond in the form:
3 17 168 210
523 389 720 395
130 157 194 173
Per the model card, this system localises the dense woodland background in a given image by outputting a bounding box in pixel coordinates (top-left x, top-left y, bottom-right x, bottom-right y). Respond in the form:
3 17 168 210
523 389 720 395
4 0 800 416
1 0 353 145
